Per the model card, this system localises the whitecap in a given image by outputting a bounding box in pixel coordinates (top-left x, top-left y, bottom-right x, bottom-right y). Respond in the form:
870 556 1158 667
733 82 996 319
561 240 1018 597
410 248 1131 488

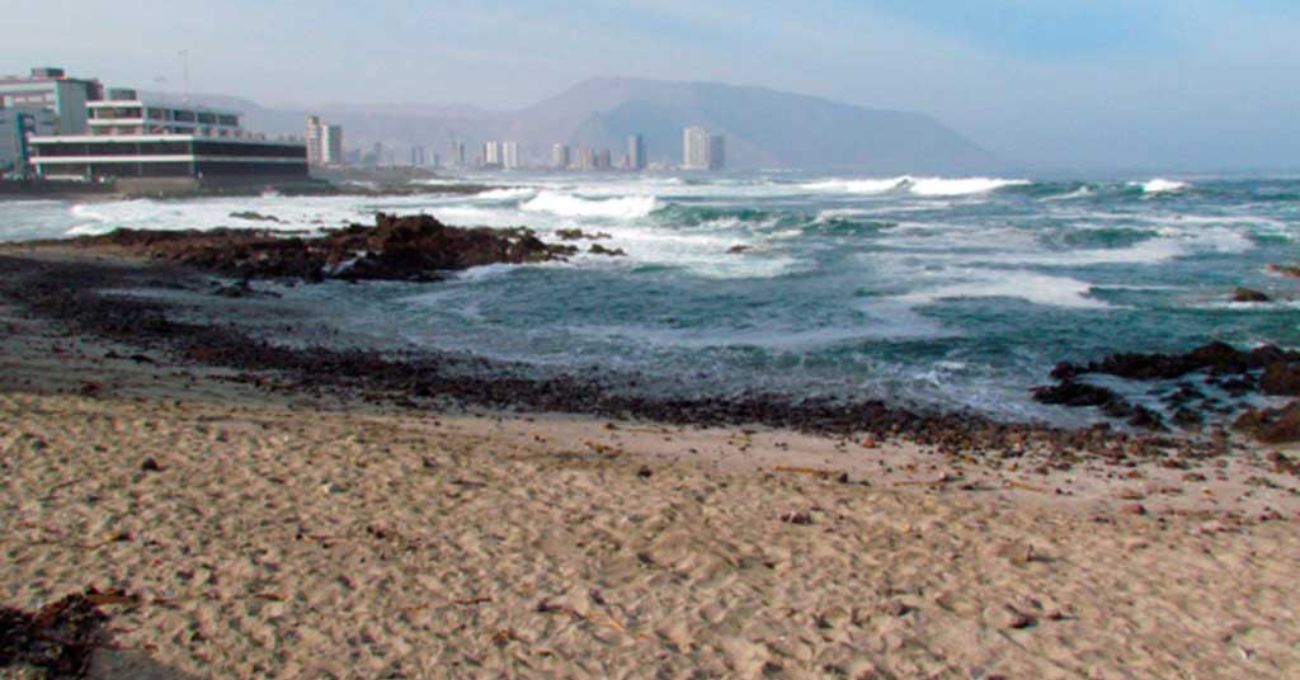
521 191 658 219
899 270 1112 309
1132 178 1189 194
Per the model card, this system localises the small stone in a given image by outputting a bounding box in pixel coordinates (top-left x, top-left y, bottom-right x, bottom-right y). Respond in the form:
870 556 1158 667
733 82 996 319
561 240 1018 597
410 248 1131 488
1120 503 1147 516
140 458 163 472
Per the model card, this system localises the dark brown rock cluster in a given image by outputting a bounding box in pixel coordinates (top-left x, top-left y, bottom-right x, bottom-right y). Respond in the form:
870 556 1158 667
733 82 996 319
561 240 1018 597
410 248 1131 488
1036 341 1300 440
69 212 578 282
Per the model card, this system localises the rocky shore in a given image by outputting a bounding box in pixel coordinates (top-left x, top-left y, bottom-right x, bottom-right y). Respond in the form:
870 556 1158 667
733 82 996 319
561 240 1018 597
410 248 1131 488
2 243 1299 678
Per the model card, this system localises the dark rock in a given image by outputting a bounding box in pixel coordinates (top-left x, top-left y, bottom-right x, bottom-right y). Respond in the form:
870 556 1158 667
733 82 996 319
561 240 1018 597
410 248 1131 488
69 213 578 283
140 458 163 472
1267 263 1300 278
229 210 283 223
727 245 750 254
1031 381 1120 408
589 243 626 257
1260 362 1300 396
1231 287 1270 303
554 228 611 241
1233 401 1300 443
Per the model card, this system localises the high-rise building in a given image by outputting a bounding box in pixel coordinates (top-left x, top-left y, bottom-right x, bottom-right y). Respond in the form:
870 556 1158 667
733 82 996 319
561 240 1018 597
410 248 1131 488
628 134 646 171
322 124 343 165
410 145 427 166
448 141 466 167
683 126 724 170
502 141 520 169
595 148 612 170
483 140 501 166
577 146 595 171
306 116 344 166
708 133 725 170
551 143 570 170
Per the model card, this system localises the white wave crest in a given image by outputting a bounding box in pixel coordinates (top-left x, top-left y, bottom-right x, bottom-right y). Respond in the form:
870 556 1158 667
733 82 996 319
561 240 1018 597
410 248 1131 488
901 271 1112 309
802 178 907 194
907 177 1032 197
521 191 658 219
802 176 1029 197
1133 178 1189 194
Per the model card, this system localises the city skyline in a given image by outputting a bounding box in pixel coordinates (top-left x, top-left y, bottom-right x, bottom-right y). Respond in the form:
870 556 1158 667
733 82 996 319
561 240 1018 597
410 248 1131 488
6 2 1300 171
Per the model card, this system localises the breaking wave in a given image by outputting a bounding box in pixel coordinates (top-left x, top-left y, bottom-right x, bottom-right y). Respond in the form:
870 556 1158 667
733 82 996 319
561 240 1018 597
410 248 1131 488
521 191 658 219
802 176 1031 197
1132 178 1189 195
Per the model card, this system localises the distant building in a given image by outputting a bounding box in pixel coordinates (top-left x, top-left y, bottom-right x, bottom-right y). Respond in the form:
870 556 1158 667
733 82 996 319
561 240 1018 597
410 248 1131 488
0 67 103 136
28 87 306 182
483 140 501 167
595 148 612 170
502 141 520 169
577 146 594 171
628 133 646 171
448 141 465 167
321 124 343 165
708 133 725 170
551 143 570 169
1 67 104 172
410 145 426 166
305 116 344 166
682 126 724 170
0 108 55 175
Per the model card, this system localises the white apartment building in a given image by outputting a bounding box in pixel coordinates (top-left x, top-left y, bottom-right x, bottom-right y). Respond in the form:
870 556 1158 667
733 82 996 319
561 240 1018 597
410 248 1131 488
502 141 520 169
552 143 570 169
682 126 724 170
483 140 501 166
306 116 344 166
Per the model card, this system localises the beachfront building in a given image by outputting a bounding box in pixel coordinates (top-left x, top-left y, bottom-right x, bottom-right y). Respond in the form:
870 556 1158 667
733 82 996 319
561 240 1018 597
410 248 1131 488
552 143 570 170
682 126 725 170
305 116 344 166
0 67 104 173
628 134 646 171
27 87 306 183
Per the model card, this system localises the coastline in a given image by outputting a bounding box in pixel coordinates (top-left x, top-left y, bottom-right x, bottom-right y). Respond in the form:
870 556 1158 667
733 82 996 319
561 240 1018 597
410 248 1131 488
1 246 1299 677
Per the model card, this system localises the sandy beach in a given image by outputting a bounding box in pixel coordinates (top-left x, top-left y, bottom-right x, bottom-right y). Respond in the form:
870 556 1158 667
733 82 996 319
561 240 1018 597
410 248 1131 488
1 251 1298 678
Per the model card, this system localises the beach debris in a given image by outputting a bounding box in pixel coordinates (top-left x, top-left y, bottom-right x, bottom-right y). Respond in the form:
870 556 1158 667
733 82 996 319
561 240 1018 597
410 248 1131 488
0 587 136 678
778 510 814 525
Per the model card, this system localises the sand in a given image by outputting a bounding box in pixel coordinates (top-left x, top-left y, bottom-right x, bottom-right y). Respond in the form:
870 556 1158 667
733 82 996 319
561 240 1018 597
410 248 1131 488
2 283 1300 678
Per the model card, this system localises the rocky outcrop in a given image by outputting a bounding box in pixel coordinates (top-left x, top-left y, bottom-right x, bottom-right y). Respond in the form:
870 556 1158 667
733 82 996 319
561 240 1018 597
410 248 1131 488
1234 401 1300 444
1038 342 1300 437
1231 287 1270 303
71 213 578 283
1267 264 1300 278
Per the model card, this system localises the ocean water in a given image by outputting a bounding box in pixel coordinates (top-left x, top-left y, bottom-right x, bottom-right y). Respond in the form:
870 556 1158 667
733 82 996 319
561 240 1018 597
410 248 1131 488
3 172 1299 424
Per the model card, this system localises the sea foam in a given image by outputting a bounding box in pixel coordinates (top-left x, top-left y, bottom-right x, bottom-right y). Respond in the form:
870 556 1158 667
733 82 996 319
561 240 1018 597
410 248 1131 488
521 191 658 219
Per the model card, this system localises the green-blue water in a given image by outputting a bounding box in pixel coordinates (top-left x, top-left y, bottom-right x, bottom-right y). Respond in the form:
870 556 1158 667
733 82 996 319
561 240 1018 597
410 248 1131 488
4 172 1298 423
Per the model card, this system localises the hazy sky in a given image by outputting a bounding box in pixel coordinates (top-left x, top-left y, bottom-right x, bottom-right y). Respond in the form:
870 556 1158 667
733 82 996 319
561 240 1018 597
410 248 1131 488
8 0 1300 172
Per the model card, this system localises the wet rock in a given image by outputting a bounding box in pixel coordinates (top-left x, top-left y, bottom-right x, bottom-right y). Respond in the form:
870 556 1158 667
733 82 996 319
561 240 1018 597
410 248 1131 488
1231 287 1270 303
229 210 283 223
1267 263 1300 278
589 243 626 257
1260 362 1300 396
69 213 578 283
727 245 750 254
1233 401 1300 443
554 228 610 241
1031 381 1121 408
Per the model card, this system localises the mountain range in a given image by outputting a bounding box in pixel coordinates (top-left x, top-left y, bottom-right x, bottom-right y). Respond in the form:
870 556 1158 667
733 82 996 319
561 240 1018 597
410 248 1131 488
175 77 1001 173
